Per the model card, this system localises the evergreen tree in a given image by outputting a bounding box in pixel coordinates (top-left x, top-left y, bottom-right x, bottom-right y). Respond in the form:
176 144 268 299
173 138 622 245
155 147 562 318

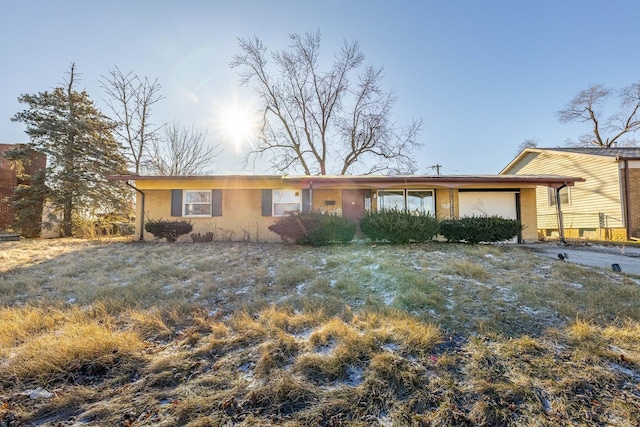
11 64 129 236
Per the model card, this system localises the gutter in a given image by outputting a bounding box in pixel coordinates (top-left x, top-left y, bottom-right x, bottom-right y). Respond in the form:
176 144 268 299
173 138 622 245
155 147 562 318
125 181 145 241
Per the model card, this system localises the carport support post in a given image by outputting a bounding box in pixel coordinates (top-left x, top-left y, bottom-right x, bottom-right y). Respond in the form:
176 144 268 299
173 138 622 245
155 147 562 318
126 181 145 241
555 183 567 244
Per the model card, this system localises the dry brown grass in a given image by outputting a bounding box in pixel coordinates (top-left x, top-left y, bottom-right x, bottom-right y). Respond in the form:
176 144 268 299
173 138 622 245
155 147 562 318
1 238 639 425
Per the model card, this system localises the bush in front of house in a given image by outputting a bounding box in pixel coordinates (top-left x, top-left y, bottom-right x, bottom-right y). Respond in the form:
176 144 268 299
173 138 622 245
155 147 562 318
190 231 214 242
440 216 522 244
144 219 193 243
359 209 440 244
268 211 356 246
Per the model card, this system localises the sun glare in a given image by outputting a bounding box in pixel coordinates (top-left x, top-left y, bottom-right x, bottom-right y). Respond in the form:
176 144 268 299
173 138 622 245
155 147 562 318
214 97 258 153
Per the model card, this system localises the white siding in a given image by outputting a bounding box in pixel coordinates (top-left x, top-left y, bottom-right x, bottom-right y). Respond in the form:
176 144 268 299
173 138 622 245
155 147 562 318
507 152 623 229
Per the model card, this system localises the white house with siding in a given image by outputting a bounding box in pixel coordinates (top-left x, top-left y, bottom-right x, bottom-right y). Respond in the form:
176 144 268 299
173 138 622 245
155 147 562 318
501 147 640 241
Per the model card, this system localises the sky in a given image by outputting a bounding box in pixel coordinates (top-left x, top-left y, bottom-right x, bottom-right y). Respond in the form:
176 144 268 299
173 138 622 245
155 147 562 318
2 0 639 175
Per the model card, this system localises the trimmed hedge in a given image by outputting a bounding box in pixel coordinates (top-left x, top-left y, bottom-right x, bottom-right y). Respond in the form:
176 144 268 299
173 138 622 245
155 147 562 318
440 216 522 244
360 209 440 244
268 211 356 246
144 219 193 243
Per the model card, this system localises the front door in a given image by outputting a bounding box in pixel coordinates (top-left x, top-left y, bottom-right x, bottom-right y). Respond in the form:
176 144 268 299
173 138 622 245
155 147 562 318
342 189 365 236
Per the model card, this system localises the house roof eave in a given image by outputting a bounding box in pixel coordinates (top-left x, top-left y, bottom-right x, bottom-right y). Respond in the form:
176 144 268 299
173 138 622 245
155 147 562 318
106 173 584 189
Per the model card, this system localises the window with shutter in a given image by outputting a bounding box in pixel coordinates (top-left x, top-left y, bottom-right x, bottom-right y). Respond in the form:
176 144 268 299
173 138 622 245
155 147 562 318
184 190 212 216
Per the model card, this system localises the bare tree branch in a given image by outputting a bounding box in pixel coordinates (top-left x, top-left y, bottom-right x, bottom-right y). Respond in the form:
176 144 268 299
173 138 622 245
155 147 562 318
146 123 221 175
101 67 164 174
230 30 422 175
557 82 640 147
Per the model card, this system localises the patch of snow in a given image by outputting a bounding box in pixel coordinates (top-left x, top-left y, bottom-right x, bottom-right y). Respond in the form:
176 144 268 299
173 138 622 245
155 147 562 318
329 279 337 288
497 286 517 303
23 388 54 399
484 254 497 260
296 283 306 294
380 291 395 305
378 413 394 427
313 341 337 356
163 284 174 294
239 361 253 372
519 305 543 316
67 297 76 304
609 363 640 379
235 286 250 294
382 343 400 353
343 365 364 386
425 309 438 318
293 328 315 340
567 283 583 289
365 264 380 271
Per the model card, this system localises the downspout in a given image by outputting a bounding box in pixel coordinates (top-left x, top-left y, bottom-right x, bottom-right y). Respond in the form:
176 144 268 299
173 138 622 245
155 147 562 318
309 181 313 212
555 183 567 244
449 188 455 218
125 181 145 241
623 160 632 240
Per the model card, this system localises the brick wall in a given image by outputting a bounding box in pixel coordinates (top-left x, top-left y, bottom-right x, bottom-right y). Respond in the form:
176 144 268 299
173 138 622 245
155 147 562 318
0 144 46 231
0 145 18 230
628 168 640 238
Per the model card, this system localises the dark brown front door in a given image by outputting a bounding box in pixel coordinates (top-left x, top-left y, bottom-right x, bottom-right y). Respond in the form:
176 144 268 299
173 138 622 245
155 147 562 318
342 189 365 235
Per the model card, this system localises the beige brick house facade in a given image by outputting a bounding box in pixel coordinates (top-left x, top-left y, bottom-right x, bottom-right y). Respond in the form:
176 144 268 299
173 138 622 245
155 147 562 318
108 174 583 243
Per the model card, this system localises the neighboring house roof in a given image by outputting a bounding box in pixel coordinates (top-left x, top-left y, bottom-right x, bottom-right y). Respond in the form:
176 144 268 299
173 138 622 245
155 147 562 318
501 147 640 175
108 174 585 188
536 147 640 158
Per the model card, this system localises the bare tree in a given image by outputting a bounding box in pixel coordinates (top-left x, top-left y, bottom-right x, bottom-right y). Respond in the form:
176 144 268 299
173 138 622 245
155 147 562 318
515 138 539 155
557 82 640 147
146 122 221 175
230 31 422 175
101 67 164 174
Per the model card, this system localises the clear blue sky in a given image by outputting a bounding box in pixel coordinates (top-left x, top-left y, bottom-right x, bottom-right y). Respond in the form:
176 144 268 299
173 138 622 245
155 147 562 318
2 0 639 175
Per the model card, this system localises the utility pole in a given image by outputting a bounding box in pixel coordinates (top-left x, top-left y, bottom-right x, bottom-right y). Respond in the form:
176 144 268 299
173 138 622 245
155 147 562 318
428 164 442 175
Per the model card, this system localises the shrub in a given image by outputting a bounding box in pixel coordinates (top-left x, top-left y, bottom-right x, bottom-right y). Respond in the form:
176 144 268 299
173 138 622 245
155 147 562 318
440 216 522 244
144 219 193 242
268 211 356 246
190 232 214 242
359 209 440 243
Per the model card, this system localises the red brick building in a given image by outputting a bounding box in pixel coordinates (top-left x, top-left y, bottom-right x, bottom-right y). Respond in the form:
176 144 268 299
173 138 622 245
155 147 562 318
0 144 47 231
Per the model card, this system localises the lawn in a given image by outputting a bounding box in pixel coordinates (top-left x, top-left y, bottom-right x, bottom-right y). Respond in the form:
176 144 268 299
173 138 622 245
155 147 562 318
1 238 639 426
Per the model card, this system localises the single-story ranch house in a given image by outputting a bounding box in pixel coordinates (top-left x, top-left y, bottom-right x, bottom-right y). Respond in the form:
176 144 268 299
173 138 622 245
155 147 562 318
108 174 584 243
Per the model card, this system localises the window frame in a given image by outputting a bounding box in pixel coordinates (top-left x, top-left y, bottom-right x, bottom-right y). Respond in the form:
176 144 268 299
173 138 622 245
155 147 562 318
548 187 570 207
183 190 212 217
376 189 435 215
272 189 302 216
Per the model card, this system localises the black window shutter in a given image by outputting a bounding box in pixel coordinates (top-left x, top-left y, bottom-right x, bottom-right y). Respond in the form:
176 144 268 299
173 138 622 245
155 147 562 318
171 190 183 217
261 189 272 216
301 189 310 212
211 189 222 216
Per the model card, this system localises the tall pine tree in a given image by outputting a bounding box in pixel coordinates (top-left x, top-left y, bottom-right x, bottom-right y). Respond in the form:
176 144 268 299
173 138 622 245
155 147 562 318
11 64 129 236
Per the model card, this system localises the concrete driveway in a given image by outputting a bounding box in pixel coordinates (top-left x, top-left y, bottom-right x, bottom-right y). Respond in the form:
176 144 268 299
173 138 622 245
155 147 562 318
521 242 640 276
